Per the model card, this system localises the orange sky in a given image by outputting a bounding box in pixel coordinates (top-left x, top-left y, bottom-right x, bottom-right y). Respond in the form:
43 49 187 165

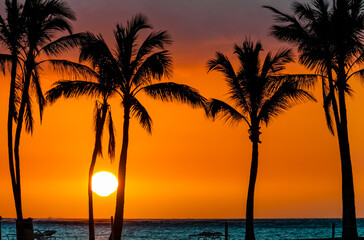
2 0 364 219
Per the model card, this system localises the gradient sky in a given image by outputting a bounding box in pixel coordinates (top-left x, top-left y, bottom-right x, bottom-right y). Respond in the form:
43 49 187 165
2 0 364 219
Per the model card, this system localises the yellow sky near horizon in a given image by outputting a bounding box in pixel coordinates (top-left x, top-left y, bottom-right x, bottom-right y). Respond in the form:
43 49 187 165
2 0 364 220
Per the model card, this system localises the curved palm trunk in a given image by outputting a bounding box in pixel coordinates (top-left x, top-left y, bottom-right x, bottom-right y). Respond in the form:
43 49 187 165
89 106 108 240
88 151 97 240
112 105 130 240
245 131 259 240
14 55 34 240
337 87 357 240
8 56 23 220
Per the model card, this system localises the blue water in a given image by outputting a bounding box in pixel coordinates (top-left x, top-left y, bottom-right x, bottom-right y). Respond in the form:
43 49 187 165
2 218 364 239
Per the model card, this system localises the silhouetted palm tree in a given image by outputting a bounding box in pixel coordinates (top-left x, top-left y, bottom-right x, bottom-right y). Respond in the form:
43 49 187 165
0 0 80 238
265 1 364 238
0 0 25 225
46 37 117 239
48 14 206 240
207 39 315 240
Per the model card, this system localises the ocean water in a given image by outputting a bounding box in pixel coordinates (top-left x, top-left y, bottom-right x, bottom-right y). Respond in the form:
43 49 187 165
2 218 364 240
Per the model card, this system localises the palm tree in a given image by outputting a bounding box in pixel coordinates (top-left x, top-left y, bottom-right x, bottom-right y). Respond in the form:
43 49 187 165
0 0 81 238
264 1 364 238
207 39 315 240
46 35 117 239
0 0 25 225
47 14 206 240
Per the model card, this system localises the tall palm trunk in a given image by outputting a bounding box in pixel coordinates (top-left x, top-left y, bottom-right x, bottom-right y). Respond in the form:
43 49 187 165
88 151 96 240
326 63 357 239
13 54 34 240
112 104 130 240
8 55 22 220
334 4 358 235
245 127 260 240
88 105 108 240
337 87 357 240
334 60 357 239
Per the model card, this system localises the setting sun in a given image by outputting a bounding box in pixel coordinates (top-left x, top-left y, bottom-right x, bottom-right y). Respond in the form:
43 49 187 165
92 172 118 197
3 0 364 239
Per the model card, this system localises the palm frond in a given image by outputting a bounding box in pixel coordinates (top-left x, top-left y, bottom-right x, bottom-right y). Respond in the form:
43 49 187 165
114 14 152 70
93 102 103 157
40 33 86 57
207 51 236 81
31 67 45 122
23 0 76 46
347 68 364 82
107 109 115 160
42 0 76 21
46 59 97 80
46 80 105 104
0 53 12 74
322 77 335 135
281 74 318 90
258 79 316 125
0 0 24 52
207 98 249 126
133 50 173 86
346 52 364 74
134 30 172 63
79 33 122 83
126 13 151 35
234 40 262 77
207 50 251 114
261 48 294 77
143 82 206 108
264 5 311 46
13 73 23 122
79 33 108 64
24 95 34 134
130 96 152 134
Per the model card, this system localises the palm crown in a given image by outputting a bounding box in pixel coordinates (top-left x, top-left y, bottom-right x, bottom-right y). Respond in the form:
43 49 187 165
264 0 364 133
0 0 24 121
7 0 81 134
207 39 315 141
47 14 206 133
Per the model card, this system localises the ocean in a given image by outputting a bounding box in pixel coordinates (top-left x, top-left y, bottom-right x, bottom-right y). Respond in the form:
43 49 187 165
2 218 364 240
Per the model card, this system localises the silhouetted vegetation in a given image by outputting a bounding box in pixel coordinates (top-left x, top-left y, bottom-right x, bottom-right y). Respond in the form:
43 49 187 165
47 14 206 240
3 0 364 239
46 33 117 240
207 39 315 240
265 1 364 238
0 0 81 238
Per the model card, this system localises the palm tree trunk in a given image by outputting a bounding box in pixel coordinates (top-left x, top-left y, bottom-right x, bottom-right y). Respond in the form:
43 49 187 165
88 150 97 240
8 56 23 221
337 87 357 240
14 56 34 240
245 131 259 240
89 104 108 240
112 105 130 240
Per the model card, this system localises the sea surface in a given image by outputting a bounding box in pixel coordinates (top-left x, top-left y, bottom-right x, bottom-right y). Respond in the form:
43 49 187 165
2 218 364 240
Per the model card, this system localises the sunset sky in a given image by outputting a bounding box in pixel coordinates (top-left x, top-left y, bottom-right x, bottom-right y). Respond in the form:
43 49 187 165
2 0 364 220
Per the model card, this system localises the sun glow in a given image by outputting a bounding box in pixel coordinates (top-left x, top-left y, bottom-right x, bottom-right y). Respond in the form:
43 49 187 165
92 171 118 197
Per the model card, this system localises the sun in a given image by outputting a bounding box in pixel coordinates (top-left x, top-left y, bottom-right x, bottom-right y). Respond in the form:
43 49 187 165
92 171 118 197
